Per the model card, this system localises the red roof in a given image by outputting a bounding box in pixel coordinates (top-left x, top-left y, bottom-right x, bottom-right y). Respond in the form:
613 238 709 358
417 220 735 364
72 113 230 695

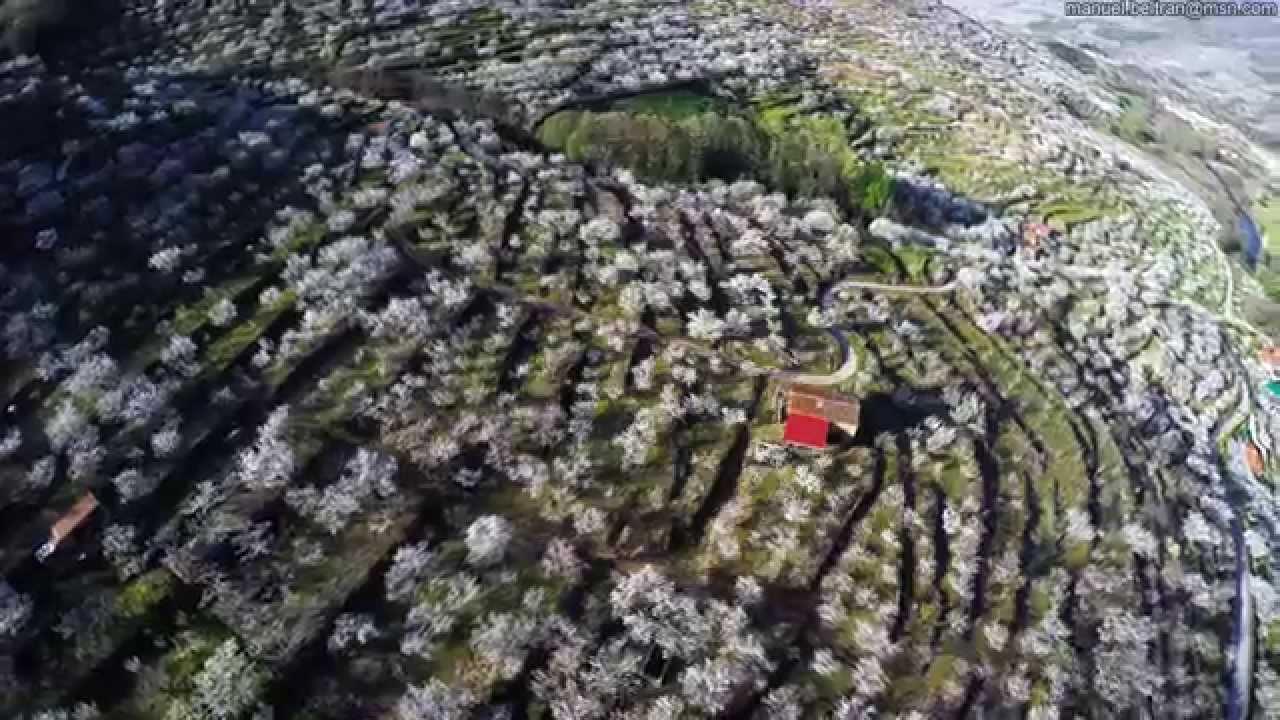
51 493 98 543
783 413 829 450
1246 443 1264 475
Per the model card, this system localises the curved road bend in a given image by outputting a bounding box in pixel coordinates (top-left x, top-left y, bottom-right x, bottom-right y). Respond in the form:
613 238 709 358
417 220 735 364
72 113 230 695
393 226 959 390
775 277 958 387
477 273 955 389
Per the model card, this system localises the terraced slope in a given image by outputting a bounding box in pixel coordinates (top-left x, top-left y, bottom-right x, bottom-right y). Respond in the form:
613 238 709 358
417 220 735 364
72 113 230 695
0 1 1278 719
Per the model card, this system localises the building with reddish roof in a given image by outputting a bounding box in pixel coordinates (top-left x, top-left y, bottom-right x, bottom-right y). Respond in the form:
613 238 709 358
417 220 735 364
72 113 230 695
1245 443 1265 476
781 385 860 451
35 493 99 563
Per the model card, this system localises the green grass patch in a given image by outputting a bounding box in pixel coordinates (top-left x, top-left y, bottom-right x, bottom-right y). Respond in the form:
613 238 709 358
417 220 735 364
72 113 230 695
172 274 261 337
1087 414 1133 530
753 422 786 445
933 459 973 502
1264 619 1280 654
1039 198 1105 232
1256 196 1280 258
164 631 228 689
749 467 788 505
111 621 242 720
753 98 801 135
302 351 397 427
1110 94 1155 145
1062 541 1091 570
202 290 297 374
863 245 900 277
923 653 966 695
612 89 723 120
897 245 934 282
725 339 786 372
269 218 327 261
115 570 176 619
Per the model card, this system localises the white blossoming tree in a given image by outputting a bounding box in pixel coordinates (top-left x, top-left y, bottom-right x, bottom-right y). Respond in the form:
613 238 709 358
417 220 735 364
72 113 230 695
465 515 513 567
235 405 295 491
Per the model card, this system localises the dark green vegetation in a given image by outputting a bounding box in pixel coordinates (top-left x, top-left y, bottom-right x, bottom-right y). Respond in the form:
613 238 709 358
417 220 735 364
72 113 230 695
1109 94 1155 146
537 89 893 215
611 88 723 119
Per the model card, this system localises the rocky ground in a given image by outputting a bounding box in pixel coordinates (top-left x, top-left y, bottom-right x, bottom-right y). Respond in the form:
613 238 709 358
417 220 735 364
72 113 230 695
0 0 1278 719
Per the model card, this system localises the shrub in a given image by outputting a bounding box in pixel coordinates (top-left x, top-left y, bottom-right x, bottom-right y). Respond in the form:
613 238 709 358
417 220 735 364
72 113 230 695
541 108 762 184
537 111 583 151
115 571 174 618
1110 94 1155 145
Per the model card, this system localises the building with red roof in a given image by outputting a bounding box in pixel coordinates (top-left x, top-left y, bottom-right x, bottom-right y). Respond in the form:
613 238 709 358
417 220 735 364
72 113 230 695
1245 443 1265 476
781 385 860 451
35 493 99 563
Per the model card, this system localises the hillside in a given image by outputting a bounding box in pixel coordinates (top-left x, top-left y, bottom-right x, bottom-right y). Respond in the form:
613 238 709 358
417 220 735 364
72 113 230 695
0 1 1278 718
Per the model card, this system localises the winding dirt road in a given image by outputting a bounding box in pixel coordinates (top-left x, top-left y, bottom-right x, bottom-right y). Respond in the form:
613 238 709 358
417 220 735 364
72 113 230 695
477 271 959 389
774 277 958 387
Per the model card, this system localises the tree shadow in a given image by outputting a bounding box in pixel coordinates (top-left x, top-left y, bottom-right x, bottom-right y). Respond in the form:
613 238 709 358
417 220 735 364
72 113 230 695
847 389 948 446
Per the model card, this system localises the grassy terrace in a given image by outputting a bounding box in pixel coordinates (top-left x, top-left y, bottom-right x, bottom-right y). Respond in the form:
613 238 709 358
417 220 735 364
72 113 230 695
826 245 1146 713
1257 195 1280 258
712 437 871 587
814 27 1134 231
926 298 1130 619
